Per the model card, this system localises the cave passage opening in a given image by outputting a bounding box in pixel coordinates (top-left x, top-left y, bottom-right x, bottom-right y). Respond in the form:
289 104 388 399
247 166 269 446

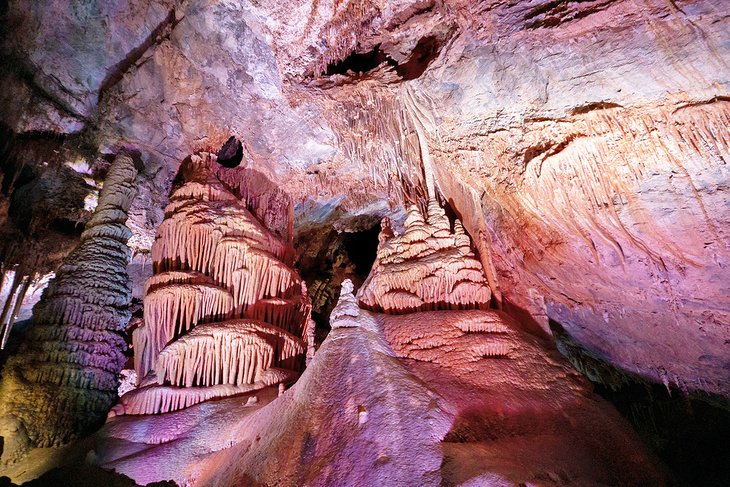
324 35 444 81
216 136 243 168
549 318 730 487
295 221 381 345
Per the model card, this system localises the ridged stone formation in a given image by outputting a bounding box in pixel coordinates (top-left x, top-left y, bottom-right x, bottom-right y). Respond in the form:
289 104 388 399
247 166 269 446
0 153 139 460
91 197 665 486
93 278 664 486
357 199 491 313
113 154 309 416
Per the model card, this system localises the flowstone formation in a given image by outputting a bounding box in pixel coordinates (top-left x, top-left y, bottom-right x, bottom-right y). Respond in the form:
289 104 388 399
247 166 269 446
94 201 665 486
0 153 139 461
358 200 491 313
112 154 310 416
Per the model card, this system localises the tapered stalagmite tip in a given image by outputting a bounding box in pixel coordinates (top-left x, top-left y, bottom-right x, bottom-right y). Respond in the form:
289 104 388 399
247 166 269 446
454 219 464 235
358 201 491 314
340 279 355 296
404 205 425 228
426 198 449 230
379 217 395 243
330 279 361 326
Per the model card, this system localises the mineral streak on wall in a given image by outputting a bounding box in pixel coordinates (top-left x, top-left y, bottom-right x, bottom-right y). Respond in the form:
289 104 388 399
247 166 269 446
0 153 139 460
114 153 310 416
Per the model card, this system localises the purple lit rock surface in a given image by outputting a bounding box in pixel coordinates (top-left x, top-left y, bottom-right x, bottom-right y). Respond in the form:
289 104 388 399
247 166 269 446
94 281 665 486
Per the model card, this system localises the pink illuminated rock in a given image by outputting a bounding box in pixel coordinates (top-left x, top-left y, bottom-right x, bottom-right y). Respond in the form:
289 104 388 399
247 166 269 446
358 200 491 313
94 280 666 486
154 320 304 388
134 280 234 378
109 368 295 417
1 0 726 400
118 155 310 415
0 0 728 482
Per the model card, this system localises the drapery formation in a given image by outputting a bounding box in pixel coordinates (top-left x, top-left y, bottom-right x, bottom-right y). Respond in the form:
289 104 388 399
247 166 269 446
115 154 309 416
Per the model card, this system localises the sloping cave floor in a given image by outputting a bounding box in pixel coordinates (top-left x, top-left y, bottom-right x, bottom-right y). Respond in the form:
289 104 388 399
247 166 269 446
265 219 730 487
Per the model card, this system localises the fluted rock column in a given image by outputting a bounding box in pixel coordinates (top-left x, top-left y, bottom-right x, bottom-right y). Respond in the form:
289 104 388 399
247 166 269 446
0 153 138 461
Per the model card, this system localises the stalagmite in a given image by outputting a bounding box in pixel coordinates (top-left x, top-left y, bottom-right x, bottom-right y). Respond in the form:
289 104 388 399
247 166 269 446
115 155 309 416
357 199 492 313
0 153 139 459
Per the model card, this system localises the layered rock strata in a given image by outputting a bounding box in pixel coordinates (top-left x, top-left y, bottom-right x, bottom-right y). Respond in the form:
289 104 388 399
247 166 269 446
0 153 138 460
113 154 309 416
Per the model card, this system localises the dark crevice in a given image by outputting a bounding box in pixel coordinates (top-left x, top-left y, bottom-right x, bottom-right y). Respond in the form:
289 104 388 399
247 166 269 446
523 143 552 167
524 0 615 30
393 35 442 81
523 0 567 21
0 126 68 196
440 197 460 233
323 34 445 82
216 136 243 168
295 221 380 343
672 95 730 113
47 218 85 236
570 101 623 115
341 227 380 277
549 318 730 487
0 124 96 278
97 8 179 102
325 44 395 76
523 134 581 168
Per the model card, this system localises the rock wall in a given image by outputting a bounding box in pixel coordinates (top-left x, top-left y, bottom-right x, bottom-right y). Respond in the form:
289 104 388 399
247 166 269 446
0 0 727 404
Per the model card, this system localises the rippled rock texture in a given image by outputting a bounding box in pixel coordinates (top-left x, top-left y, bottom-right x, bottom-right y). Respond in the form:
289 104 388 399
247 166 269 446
115 155 309 416
0 153 138 461
88 202 666 486
0 0 728 483
92 280 665 486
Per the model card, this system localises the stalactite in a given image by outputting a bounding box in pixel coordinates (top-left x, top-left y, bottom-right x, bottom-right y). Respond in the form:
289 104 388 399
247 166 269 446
154 320 304 388
110 368 297 416
117 156 309 416
357 200 492 314
0 153 139 458
133 282 234 379
0 270 31 349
